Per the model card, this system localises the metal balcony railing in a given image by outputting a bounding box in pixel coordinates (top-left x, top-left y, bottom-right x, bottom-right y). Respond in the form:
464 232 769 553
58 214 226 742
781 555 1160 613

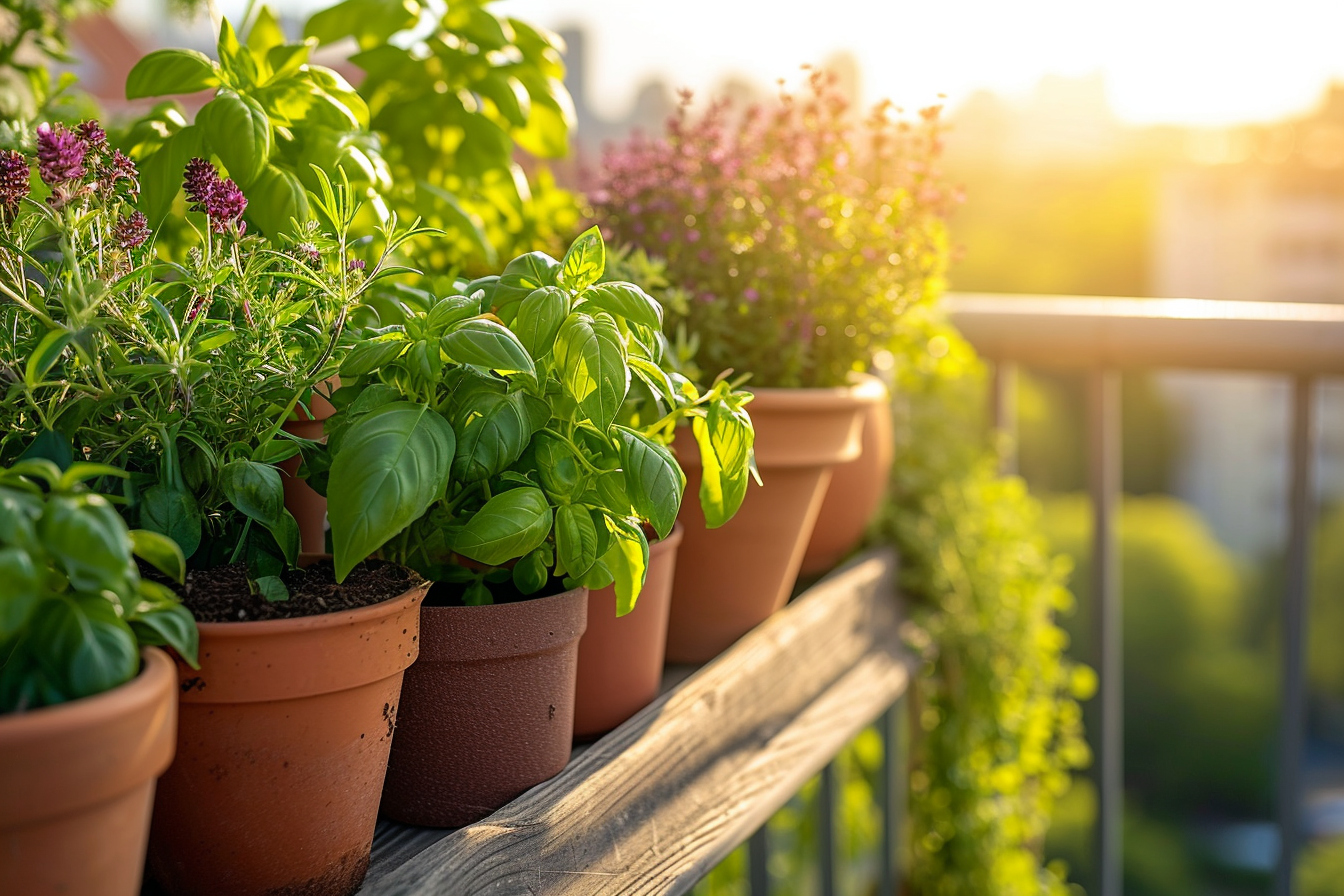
947 292 1344 896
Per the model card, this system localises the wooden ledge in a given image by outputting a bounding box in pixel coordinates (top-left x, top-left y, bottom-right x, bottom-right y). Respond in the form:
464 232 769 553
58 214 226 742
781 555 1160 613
360 549 907 895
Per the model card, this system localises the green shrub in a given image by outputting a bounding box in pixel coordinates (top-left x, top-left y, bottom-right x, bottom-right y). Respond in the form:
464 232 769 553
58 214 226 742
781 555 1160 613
1297 837 1344 896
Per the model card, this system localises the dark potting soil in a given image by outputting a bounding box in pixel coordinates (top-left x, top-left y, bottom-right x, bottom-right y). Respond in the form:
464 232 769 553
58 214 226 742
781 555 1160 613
173 560 422 623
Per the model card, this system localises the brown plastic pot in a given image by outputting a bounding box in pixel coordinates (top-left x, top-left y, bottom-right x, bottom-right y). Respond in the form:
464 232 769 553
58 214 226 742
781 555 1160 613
0 648 176 896
281 377 339 554
665 383 881 663
801 375 894 575
147 581 427 896
381 585 588 827
574 524 683 739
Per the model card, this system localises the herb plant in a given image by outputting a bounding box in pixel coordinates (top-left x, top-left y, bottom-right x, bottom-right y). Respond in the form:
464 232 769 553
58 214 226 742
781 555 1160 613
0 459 199 713
591 69 956 389
0 119 428 596
315 227 753 611
0 0 109 121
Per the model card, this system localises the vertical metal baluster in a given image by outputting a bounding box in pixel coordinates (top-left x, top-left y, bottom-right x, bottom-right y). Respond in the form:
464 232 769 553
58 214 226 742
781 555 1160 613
993 360 1020 475
748 826 770 896
1088 369 1123 896
1276 375 1318 896
879 697 908 896
819 762 838 896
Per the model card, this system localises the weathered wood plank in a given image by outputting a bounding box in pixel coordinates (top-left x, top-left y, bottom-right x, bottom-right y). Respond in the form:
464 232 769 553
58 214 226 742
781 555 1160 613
362 549 906 896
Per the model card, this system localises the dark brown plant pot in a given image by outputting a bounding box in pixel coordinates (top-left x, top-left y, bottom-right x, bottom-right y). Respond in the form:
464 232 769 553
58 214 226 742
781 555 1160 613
147 582 427 896
380 585 589 827
574 524 683 739
666 383 881 663
0 649 176 896
280 376 339 554
801 375 894 575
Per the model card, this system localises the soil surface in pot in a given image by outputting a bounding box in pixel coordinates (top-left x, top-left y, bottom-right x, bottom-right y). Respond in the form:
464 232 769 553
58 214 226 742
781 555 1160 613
167 560 422 622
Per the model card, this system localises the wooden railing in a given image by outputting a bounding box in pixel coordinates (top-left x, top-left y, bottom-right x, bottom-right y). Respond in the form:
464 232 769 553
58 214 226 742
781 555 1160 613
358 551 909 895
946 292 1344 896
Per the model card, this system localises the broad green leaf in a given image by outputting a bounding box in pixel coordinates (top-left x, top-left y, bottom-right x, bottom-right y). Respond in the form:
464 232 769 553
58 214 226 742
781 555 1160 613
304 0 419 48
138 125 204 225
216 18 259 85
245 165 309 237
255 576 289 602
18 429 73 471
247 6 288 54
31 595 138 701
140 484 204 558
583 281 663 330
558 225 605 291
219 460 285 527
615 426 685 539
0 548 40 637
130 529 186 584
693 399 755 528
492 251 560 322
425 294 482 335
38 495 133 595
511 548 548 595
128 600 199 666
126 48 220 99
340 332 408 377
555 503 598 578
451 390 541 482
198 90 271 187
441 319 536 380
25 329 75 388
451 487 553 567
328 402 456 581
554 312 629 432
604 518 649 616
532 431 583 503
0 487 42 543
513 286 568 361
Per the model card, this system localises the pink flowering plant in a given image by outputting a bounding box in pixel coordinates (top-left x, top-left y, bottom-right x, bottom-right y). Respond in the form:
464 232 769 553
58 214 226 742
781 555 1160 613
0 119 430 597
590 69 956 389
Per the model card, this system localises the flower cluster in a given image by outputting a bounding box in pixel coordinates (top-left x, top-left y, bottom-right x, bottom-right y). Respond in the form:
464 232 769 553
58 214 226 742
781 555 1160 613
0 150 29 224
183 157 248 235
25 120 143 213
590 69 957 388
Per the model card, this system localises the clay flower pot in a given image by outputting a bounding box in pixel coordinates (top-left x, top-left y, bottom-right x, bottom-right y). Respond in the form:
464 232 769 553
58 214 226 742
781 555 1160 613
0 648 176 896
281 377 339 554
574 524 683 739
666 383 881 663
381 585 588 827
147 582 427 896
801 375 894 575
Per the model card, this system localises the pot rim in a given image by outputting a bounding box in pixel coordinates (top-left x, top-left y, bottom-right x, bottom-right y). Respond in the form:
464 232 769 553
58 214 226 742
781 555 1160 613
0 647 173 741
744 377 887 411
193 580 429 638
422 581 587 616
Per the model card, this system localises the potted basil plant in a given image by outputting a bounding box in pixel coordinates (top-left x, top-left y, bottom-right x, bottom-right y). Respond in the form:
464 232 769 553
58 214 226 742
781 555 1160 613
313 226 753 824
0 460 196 896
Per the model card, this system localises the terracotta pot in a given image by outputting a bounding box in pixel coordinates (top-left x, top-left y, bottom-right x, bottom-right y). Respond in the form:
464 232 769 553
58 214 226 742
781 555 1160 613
381 585 588 827
281 376 339 554
801 375 894 575
666 384 881 663
147 582 427 896
574 524 683 739
0 648 175 896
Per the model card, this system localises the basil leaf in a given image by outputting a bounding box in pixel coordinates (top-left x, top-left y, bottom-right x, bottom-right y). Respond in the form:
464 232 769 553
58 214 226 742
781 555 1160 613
615 426 685 539
511 548 548 595
339 332 408 377
126 48 220 99
555 312 629 432
138 125 205 225
0 547 41 638
128 598 199 667
31 595 138 701
555 502 598 578
532 431 583 502
198 89 271 187
219 460 285 527
451 390 541 482
558 225 605 291
693 398 755 529
129 529 186 584
328 402 456 581
583 281 663 330
39 494 134 595
513 286 569 360
441 319 536 381
604 517 649 617
451 487 553 567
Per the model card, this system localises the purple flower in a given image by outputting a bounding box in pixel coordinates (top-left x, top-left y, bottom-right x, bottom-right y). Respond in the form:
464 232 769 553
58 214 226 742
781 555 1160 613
0 150 30 224
346 258 365 272
35 123 86 187
113 211 149 249
293 242 320 267
206 177 247 234
183 157 218 209
107 150 139 198
76 121 108 156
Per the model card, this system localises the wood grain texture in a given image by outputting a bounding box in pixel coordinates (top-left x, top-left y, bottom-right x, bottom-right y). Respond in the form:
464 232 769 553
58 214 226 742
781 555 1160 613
361 549 907 896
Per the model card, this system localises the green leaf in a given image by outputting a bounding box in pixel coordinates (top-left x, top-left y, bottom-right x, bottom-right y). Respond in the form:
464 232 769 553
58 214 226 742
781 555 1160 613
304 0 418 48
532 431 583 503
339 332 408 377
693 399 755 529
247 6 288 53
128 600 199 667
492 251 560 322
245 165 309 237
39 495 134 595
140 484 204 559
138 125 204 225
604 518 649 616
441 319 536 380
25 329 75 388
0 548 41 638
255 575 289 602
219 460 285 527
558 225 605 291
555 312 629 432
18 429 73 471
425 294 482 335
216 18 259 86
555 503 598 578
583 281 663 330
198 90 271 187
130 529 186 584
0 487 42 544
31 595 138 701
451 487 553 567
511 548 548 595
450 390 542 482
328 402 456 581
126 48 220 99
615 426 685 539
513 286 569 361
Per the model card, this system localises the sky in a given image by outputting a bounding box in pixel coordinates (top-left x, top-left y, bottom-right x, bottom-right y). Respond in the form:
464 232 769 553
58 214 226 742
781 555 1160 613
150 0 1344 127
